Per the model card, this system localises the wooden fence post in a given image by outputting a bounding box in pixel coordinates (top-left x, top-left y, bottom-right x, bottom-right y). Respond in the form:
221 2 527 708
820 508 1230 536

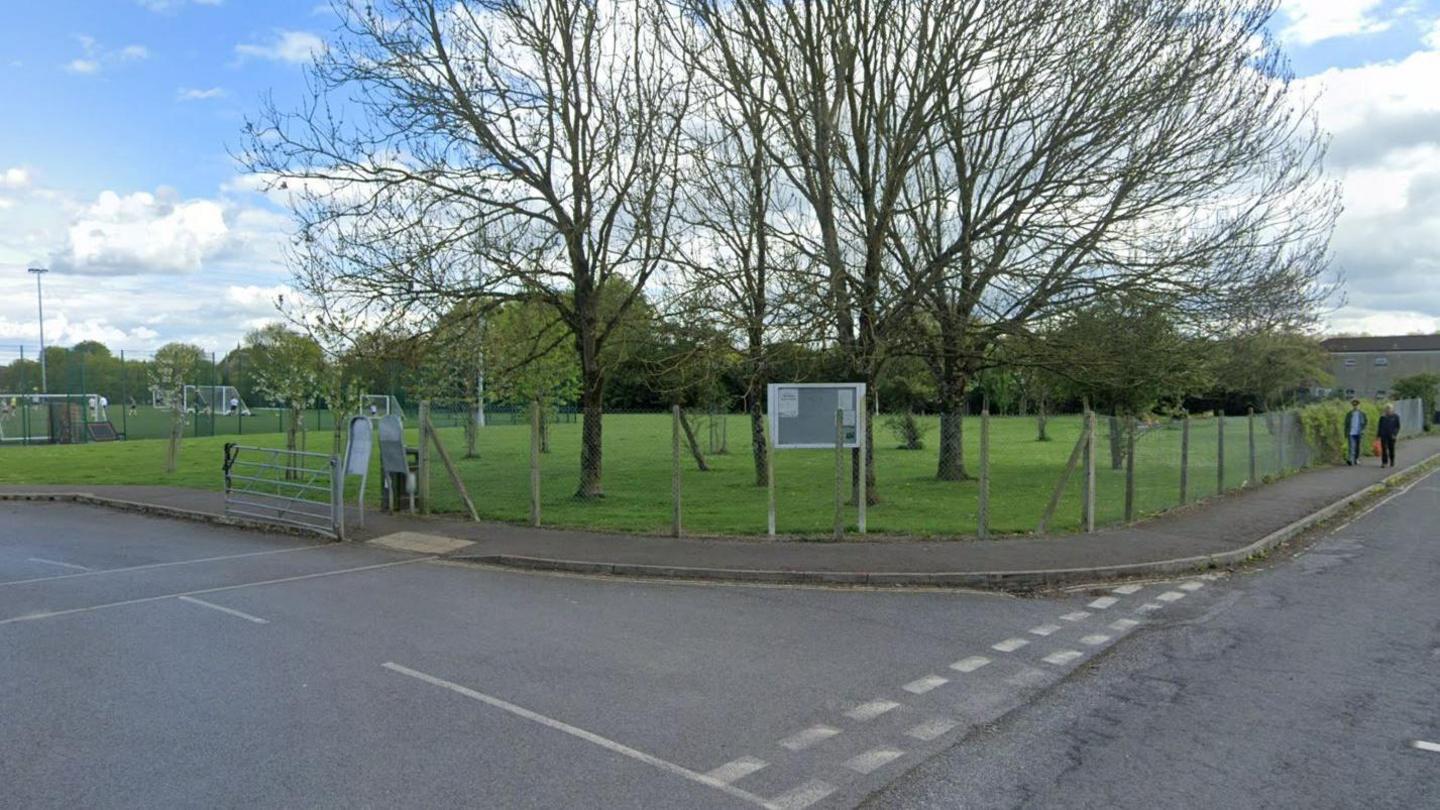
417 400 431 514
834 409 845 541
1216 409 1225 495
1083 410 1096 533
978 401 991 540
1123 415 1136 522
1038 427 1088 533
529 400 541 527
672 404 683 538
1248 407 1257 485
858 407 867 535
766 421 777 537
1179 412 1190 505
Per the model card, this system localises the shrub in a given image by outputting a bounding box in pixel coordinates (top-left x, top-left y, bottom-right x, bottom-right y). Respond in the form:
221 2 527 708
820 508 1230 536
885 411 930 450
1299 399 1379 464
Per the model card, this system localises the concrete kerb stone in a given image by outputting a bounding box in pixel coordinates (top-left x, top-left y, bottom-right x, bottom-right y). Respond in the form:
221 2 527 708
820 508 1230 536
463 449 1440 593
6 449 1438 592
0 491 332 541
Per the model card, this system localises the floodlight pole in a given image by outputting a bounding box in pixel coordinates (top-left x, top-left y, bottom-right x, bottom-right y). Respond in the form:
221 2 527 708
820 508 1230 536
27 267 48 393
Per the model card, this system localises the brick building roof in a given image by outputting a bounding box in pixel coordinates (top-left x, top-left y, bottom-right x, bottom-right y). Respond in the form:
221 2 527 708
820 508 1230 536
1320 334 1440 353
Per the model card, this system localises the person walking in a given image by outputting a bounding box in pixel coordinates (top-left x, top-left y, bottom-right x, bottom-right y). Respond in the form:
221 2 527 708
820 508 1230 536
1377 403 1400 468
1344 399 1368 465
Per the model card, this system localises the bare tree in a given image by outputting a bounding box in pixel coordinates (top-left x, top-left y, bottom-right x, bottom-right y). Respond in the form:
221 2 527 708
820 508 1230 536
241 0 694 498
682 0 981 503
887 0 1339 480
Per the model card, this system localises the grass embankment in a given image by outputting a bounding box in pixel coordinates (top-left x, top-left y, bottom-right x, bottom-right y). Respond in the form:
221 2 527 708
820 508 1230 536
0 412 1295 537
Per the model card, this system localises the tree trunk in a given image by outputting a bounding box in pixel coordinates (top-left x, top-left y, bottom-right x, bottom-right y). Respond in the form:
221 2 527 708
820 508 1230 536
464 402 478 459
936 378 971 481
851 407 878 505
749 396 769 487
1107 412 1124 470
540 406 551 454
165 406 182 473
677 406 709 471
576 373 604 498
1036 397 1049 442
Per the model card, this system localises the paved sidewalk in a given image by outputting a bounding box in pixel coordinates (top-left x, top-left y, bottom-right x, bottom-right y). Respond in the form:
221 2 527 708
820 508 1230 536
5 434 1439 589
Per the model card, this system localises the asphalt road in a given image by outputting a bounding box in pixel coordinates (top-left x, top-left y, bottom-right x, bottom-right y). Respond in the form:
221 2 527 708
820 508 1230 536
0 501 1219 809
867 469 1440 809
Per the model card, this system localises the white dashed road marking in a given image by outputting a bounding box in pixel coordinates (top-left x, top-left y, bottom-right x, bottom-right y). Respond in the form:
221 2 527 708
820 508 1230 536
1412 740 1440 754
905 717 958 741
1028 624 1062 636
1043 650 1083 666
1157 591 1187 602
1179 581 1205 591
844 700 900 722
902 675 948 695
26 557 90 572
705 756 768 785
780 725 842 750
1060 611 1091 621
992 637 1029 652
768 779 836 810
843 747 905 774
1080 634 1111 646
1137 602 1164 612
1088 596 1119 610
382 662 773 808
1112 584 1143 594
950 656 991 673
177 595 268 624
1110 618 1141 632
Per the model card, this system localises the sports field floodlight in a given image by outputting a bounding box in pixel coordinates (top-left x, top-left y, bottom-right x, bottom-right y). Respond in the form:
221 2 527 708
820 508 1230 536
27 267 49 394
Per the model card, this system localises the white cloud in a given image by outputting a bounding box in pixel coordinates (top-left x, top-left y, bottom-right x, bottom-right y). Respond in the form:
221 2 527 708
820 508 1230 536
1300 43 1440 335
53 190 229 276
1 168 29 189
65 35 150 75
1280 0 1392 45
235 31 325 64
1425 17 1440 48
176 87 226 101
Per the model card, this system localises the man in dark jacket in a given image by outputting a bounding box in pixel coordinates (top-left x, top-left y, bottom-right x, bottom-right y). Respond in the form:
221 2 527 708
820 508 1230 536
1377 403 1401 468
1344 399 1367 465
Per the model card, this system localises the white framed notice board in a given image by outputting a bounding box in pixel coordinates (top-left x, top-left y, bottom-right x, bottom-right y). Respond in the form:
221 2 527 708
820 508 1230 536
767 382 867 449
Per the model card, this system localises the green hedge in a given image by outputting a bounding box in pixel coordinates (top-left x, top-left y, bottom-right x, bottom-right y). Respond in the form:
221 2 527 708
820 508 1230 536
1299 400 1380 465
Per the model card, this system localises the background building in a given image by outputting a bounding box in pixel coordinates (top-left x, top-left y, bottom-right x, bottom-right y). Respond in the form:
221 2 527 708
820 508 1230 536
1320 335 1440 399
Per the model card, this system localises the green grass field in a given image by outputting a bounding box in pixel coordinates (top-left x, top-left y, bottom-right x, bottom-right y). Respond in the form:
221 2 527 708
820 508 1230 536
0 411 1311 538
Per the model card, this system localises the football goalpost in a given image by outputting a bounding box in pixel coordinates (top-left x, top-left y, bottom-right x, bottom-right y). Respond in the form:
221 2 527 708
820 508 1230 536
0 393 108 443
151 385 250 415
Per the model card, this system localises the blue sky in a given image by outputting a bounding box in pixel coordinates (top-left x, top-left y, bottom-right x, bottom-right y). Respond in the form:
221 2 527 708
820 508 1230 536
2 0 1439 354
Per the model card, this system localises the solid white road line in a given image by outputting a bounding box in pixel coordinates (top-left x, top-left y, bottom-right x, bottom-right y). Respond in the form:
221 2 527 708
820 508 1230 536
1028 624 1062 636
1043 650 1083 666
1157 591 1186 602
902 675 948 695
27 557 90 572
1080 634 1111 646
843 747 905 774
767 779 836 810
844 700 900 722
0 544 334 589
779 725 843 750
950 655 991 673
1179 581 1205 592
905 717 958 741
705 756 768 785
1060 611 1091 622
1112 584 1143 595
0 557 432 626
382 662 773 808
1087 596 1118 610
1110 618 1141 632
1411 740 1440 753
992 637 1029 652
177 595 269 624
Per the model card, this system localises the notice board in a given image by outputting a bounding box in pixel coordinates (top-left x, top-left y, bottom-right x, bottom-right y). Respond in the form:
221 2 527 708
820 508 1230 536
767 383 866 449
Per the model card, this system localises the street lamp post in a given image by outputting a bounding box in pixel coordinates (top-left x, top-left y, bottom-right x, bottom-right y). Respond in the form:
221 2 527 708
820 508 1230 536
27 267 49 394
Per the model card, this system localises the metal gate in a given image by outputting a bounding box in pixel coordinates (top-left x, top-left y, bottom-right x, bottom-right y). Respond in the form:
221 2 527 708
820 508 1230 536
223 443 344 539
